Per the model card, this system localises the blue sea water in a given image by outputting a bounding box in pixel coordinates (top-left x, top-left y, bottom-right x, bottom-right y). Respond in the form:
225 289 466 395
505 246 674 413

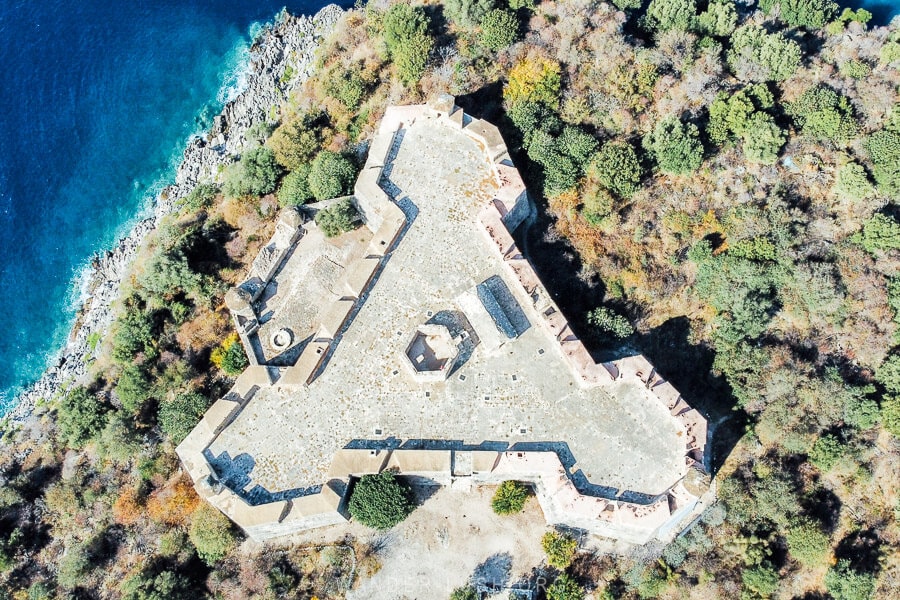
0 1 347 415
0 1 897 416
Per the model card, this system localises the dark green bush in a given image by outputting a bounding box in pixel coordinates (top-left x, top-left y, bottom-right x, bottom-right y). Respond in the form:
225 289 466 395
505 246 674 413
853 213 900 254
785 518 831 567
220 341 249 376
223 147 282 199
589 141 643 198
308 151 357 201
189 504 238 565
267 112 329 171
865 129 900 198
348 470 415 530
121 569 193 600
643 0 697 33
178 183 218 212
383 3 433 84
158 392 209 444
277 166 313 207
762 0 837 29
480 9 519 50
696 0 738 36
834 162 875 200
57 386 109 449
450 586 478 600
491 480 529 514
787 85 858 145
547 573 585 600
808 434 844 471
727 24 801 81
741 564 779 598
315 199 359 238
824 560 876 600
116 363 153 414
445 0 495 28
643 116 704 175
112 304 157 364
742 113 785 164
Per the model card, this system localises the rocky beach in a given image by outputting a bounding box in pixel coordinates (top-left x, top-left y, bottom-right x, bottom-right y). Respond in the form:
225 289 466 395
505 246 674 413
6 4 343 424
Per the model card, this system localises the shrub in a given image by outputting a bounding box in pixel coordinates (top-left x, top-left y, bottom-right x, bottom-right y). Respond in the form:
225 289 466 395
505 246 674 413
267 112 329 171
727 24 801 81
383 3 433 84
121 569 192 600
643 116 704 175
445 0 495 28
787 86 858 145
210 333 248 376
882 396 900 437
480 9 519 50
116 363 152 414
853 213 900 254
277 165 313 206
56 386 108 449
840 59 871 79
449 586 478 600
112 304 157 363
179 183 218 212
96 413 143 463
348 470 415 530
643 0 697 33
541 531 577 569
189 504 238 565
696 0 738 36
57 541 92 589
763 0 838 29
809 434 844 471
315 199 359 237
491 480 529 514
587 306 635 340
504 56 561 108
546 573 585 600
742 113 786 164
865 129 900 198
581 185 615 227
824 560 876 600
876 354 900 394
223 147 281 199
707 84 773 145
742 564 779 598
158 392 209 444
308 151 356 201
786 519 831 567
834 162 875 200
589 141 643 198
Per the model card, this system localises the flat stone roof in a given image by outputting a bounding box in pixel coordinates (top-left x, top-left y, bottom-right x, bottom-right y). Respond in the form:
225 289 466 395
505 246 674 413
207 119 686 498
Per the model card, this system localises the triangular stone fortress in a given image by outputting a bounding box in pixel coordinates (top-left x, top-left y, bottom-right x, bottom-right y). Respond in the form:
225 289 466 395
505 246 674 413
177 95 713 544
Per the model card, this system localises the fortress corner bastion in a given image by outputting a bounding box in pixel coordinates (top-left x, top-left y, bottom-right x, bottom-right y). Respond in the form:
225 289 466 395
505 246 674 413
177 97 714 545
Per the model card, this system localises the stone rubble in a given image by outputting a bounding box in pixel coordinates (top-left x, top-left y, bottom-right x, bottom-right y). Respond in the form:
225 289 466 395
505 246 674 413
6 4 344 424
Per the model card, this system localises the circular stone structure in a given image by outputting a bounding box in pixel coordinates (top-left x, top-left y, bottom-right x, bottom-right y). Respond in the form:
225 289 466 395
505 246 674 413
270 328 293 351
278 207 303 229
224 287 253 313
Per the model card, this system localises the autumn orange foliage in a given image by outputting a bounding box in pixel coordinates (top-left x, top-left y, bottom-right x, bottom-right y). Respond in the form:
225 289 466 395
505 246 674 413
146 475 200 525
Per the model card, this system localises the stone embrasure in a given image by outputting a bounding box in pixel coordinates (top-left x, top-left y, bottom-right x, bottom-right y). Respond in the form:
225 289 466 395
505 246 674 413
177 96 713 545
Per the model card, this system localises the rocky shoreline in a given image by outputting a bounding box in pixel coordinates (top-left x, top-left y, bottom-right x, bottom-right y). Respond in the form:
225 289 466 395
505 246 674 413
6 4 344 425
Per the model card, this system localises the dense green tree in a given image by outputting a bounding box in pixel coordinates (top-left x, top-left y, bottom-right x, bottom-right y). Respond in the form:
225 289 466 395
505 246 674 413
220 340 248 376
787 86 858 145
383 3 433 84
643 116 704 174
834 162 875 200
116 363 153 414
786 518 832 567
611 0 641 10
348 470 415 530
763 0 838 29
444 0 495 29
223 147 281 198
491 480 529 514
450 586 478 600
189 504 238 565
480 9 519 50
57 540 92 588
589 141 643 198
158 392 209 444
882 396 900 437
267 112 329 171
121 569 193 600
727 24 801 81
696 0 738 36
541 531 577 569
277 165 313 207
876 354 900 394
644 0 697 33
808 434 845 470
853 213 900 254
315 199 359 237
112 304 157 363
178 183 218 212
308 151 357 201
581 185 615 227
546 574 585 600
742 113 786 164
824 560 876 600
56 386 109 449
742 564 779 598
865 129 900 198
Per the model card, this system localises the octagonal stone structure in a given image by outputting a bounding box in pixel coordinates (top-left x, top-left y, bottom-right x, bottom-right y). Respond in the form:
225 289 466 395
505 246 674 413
404 323 459 381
